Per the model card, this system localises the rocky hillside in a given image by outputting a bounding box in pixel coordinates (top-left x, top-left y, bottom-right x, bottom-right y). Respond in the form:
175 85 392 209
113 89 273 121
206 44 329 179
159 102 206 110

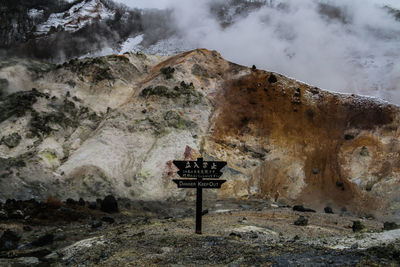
0 49 399 222
0 0 267 60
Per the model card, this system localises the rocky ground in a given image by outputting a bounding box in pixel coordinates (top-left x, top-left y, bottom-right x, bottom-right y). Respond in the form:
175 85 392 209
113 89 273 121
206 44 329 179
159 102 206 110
0 197 399 266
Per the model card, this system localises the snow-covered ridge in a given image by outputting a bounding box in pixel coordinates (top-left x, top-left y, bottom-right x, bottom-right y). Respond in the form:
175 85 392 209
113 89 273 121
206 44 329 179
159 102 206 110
34 0 115 36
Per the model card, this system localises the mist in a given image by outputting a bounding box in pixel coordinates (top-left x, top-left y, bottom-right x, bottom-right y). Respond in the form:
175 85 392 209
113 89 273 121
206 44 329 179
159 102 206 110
120 0 400 104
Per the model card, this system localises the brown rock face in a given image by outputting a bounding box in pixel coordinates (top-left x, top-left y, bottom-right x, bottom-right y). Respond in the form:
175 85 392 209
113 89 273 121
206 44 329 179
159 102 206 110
169 49 399 218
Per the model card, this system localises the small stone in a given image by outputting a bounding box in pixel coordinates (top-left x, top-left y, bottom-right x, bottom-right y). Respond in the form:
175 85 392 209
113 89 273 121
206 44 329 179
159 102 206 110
23 225 33 231
365 214 375 220
294 216 308 226
65 198 77 206
344 134 354 140
336 181 345 190
268 74 277 83
250 232 258 239
350 243 359 249
10 209 24 219
238 217 247 223
324 207 334 214
293 205 316 213
101 195 119 213
360 146 369 156
229 232 242 238
88 202 97 210
0 209 7 220
54 233 66 241
0 230 21 251
31 233 54 247
92 220 102 228
383 221 399 231
352 221 366 232
78 198 85 206
101 217 115 224
1 133 21 148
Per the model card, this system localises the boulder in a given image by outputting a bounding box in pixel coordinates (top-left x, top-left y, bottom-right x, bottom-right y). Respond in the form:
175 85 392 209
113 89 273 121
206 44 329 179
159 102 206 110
294 216 308 226
0 209 7 220
352 221 366 232
1 133 21 148
91 220 102 228
324 207 334 214
101 216 115 224
101 195 118 213
30 233 54 247
9 209 24 219
383 222 399 231
293 205 316 213
0 230 21 251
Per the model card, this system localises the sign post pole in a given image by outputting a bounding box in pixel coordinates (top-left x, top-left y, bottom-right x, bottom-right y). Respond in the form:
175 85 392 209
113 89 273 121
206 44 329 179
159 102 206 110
196 158 204 234
172 157 227 235
196 184 202 234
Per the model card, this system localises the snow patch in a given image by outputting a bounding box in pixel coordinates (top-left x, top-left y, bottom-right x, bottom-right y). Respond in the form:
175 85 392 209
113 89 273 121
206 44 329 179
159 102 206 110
120 35 144 54
35 0 115 36
28 9 44 19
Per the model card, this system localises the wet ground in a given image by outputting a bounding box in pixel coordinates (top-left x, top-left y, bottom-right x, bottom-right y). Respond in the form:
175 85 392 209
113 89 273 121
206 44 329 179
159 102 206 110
0 198 399 266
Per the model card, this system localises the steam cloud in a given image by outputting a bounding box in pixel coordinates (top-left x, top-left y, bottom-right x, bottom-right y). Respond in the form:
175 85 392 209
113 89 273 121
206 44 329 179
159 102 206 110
123 0 400 104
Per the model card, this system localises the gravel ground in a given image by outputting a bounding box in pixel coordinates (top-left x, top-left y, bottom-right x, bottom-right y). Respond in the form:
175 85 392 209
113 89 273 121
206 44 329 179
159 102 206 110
0 199 399 266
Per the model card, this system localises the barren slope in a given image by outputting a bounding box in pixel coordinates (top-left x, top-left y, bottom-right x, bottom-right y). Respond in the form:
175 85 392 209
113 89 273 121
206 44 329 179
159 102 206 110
0 49 399 221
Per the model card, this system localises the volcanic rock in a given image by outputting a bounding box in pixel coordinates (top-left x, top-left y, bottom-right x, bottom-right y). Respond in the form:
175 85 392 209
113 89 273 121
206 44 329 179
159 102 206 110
91 220 102 228
101 217 115 224
352 221 366 232
31 234 54 247
0 209 7 220
0 230 21 251
324 207 334 214
293 205 316 213
9 210 24 219
383 222 399 231
1 133 21 148
101 195 118 213
294 216 308 226
88 202 97 210
78 198 85 206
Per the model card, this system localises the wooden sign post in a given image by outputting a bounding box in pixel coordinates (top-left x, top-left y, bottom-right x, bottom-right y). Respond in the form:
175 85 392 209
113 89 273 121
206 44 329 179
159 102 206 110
173 158 227 234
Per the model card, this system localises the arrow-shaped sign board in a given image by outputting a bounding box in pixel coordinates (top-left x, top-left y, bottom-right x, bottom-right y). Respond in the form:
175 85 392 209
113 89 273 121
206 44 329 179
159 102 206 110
173 179 226 189
173 158 227 179
171 157 228 235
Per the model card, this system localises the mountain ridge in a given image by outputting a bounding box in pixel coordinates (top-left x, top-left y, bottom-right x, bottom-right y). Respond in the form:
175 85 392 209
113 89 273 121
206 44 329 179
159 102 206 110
0 49 399 221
